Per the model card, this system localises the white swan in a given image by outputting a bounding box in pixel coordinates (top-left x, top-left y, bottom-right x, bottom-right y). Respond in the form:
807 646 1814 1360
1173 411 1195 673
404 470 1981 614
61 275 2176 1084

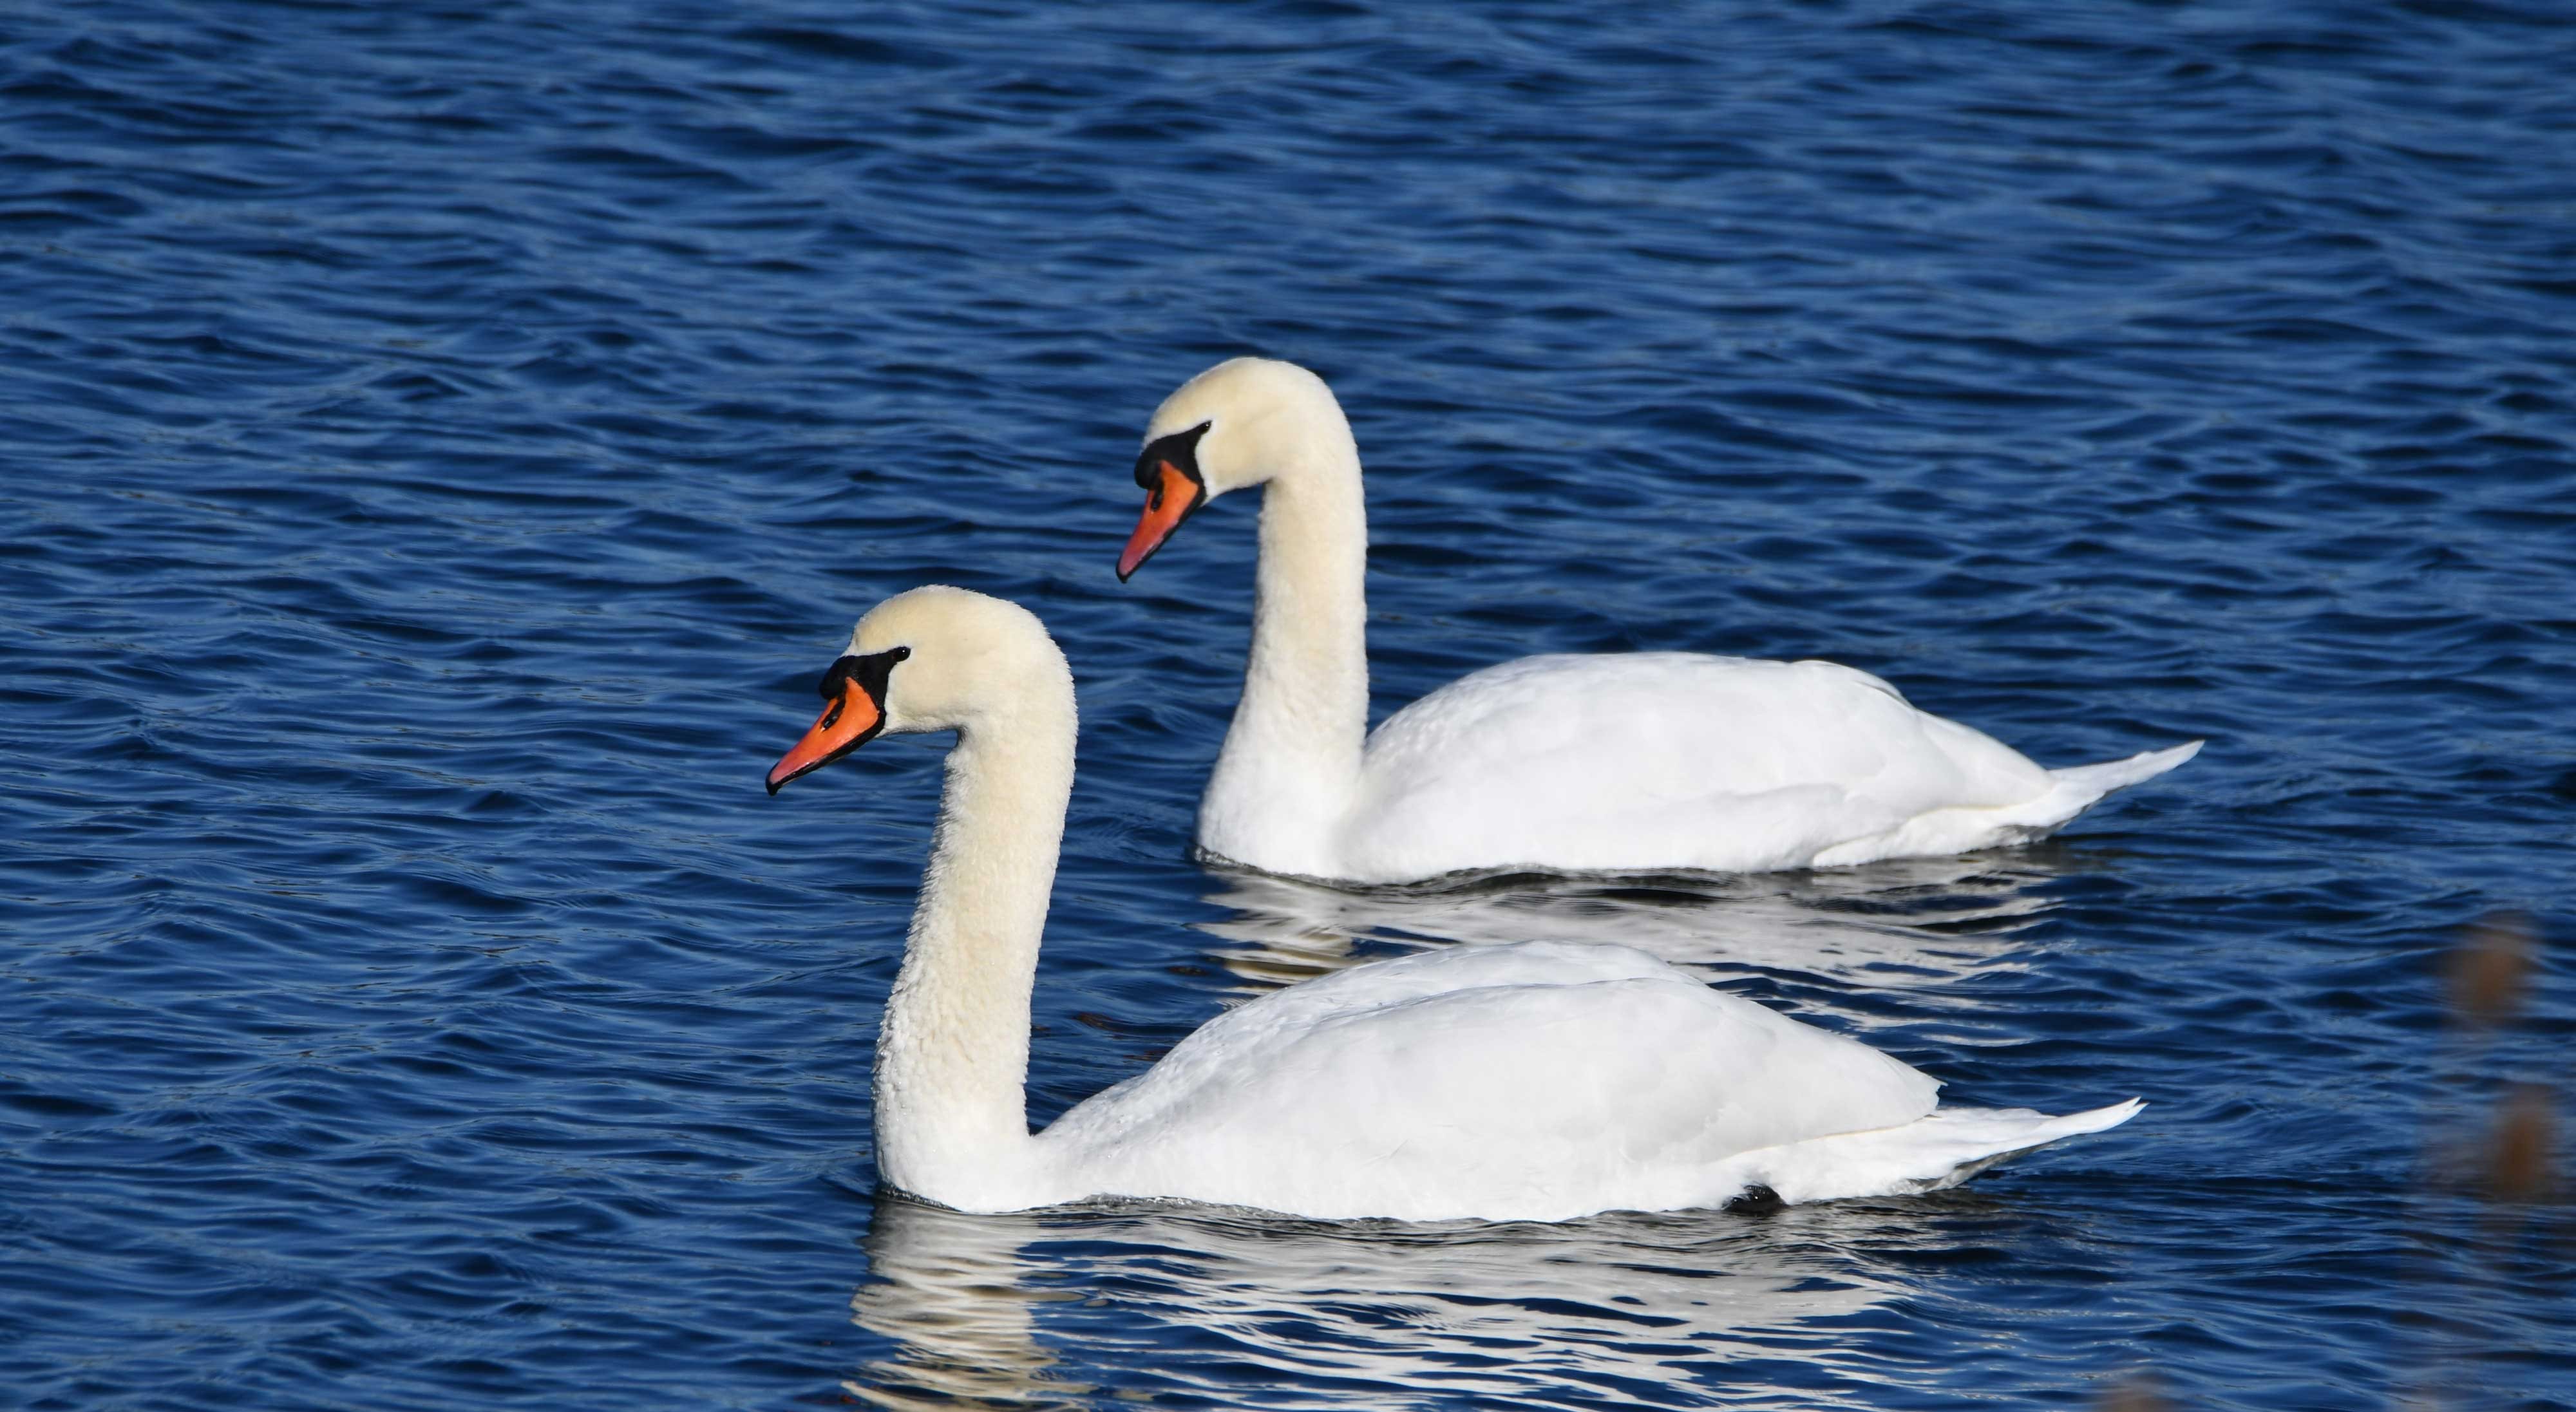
766 585 2141 1222
1114 357 2202 885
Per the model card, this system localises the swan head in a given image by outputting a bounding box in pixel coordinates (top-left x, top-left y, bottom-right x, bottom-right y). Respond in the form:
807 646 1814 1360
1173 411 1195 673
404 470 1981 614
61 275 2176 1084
1117 357 1345 580
766 585 1069 794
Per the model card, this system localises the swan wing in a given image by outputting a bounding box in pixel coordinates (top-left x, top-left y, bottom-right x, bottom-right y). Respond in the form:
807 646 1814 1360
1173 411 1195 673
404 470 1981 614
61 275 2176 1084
1042 941 1938 1220
1345 654 2054 878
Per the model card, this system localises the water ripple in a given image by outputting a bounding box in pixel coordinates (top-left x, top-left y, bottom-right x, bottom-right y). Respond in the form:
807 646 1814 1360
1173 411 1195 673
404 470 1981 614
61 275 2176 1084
4 1 2573 1409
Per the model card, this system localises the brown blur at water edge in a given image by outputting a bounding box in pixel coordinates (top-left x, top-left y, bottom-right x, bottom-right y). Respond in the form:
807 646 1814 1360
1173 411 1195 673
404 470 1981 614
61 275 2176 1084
2438 914 2561 1207
2099 1375 2170 1412
2446 912 2534 1031
2401 912 2570 1409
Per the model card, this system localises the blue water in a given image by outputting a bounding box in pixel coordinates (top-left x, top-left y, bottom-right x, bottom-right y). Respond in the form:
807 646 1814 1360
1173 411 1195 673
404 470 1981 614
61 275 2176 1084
5 1 2573 1407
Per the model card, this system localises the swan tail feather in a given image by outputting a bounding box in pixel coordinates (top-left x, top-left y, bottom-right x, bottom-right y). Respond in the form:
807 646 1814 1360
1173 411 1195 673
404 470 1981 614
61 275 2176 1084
2047 739 2203 800
1739 1098 2143 1205
1984 739 2202 837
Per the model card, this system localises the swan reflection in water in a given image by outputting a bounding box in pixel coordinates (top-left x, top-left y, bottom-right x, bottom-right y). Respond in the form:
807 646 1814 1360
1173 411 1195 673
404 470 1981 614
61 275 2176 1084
847 1189 1946 1409
845 1194 1084 1411
1192 849 2083 1021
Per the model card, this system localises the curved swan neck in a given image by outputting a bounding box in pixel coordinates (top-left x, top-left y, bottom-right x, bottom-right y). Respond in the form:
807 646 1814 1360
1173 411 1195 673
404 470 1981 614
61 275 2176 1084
1200 412 1370 874
873 693 1073 1207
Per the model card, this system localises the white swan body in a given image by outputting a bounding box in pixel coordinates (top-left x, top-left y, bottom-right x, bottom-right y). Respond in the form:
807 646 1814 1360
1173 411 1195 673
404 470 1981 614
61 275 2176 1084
767 586 2141 1221
1347 653 2201 881
1041 939 2139 1221
1115 357 2201 885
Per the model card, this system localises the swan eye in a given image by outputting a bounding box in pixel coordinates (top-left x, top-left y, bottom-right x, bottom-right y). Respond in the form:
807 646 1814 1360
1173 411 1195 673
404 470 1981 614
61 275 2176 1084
817 646 913 705
1132 421 1213 491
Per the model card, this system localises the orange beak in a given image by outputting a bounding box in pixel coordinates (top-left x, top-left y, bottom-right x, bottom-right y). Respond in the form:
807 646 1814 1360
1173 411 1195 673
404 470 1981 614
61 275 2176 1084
1117 460 1204 581
767 678 884 795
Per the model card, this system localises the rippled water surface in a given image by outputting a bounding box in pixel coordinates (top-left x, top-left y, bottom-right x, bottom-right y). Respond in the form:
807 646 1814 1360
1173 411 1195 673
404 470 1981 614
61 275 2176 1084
6 2 2574 1408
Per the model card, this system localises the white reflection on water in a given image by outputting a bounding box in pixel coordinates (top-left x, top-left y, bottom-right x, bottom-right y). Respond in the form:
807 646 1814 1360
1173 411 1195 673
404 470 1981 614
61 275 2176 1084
1193 852 2072 1017
848 1192 1952 1410
846 1196 1088 1411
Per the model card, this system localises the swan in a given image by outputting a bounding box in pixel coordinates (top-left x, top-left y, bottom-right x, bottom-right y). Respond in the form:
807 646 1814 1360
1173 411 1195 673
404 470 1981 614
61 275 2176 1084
1114 357 2202 885
765 585 2141 1222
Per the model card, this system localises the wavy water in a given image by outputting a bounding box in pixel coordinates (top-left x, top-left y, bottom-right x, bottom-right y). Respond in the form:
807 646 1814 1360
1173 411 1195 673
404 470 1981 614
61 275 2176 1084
4 1 2573 1408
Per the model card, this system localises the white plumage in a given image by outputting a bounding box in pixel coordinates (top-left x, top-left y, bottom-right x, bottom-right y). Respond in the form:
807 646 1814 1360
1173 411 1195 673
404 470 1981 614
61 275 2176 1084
1350 653 2201 880
1051 939 1969 1222
768 587 2141 1223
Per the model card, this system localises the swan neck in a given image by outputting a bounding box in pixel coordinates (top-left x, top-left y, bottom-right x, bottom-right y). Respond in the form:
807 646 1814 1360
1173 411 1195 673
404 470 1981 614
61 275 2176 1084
1203 422 1370 872
873 701 1071 1208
